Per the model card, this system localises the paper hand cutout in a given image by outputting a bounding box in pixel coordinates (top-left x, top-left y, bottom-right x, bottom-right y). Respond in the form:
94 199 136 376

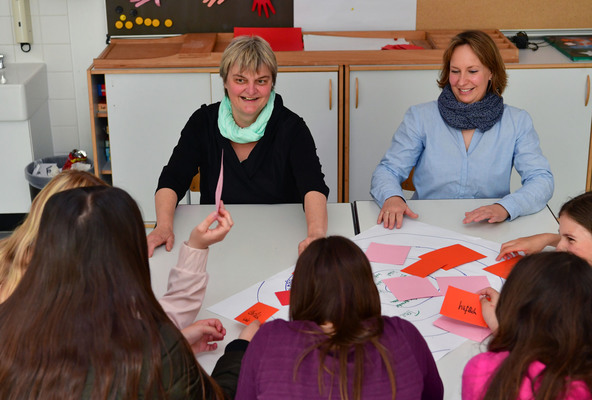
203 0 226 7
252 0 275 18
130 0 160 7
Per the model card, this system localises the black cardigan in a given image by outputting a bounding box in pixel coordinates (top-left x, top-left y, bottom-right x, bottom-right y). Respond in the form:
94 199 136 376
157 94 329 205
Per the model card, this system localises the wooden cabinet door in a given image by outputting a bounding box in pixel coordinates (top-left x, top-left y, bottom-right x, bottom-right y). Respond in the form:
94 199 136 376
348 69 440 201
504 68 592 215
106 73 211 222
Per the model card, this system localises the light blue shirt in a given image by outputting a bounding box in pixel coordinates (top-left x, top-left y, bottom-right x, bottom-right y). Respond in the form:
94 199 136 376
370 101 554 220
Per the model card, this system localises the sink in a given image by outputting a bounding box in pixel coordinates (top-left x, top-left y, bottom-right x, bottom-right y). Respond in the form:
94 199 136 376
0 63 48 121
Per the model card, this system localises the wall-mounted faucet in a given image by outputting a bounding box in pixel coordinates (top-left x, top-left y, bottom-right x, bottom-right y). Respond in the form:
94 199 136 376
0 55 5 69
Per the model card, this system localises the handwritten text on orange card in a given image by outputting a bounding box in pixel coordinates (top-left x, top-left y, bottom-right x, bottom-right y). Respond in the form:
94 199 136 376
439 286 488 328
235 302 279 325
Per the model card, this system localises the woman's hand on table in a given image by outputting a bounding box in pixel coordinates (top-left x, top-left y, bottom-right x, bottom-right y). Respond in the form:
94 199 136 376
377 196 418 229
477 287 499 332
147 226 175 257
188 202 234 250
463 204 509 224
239 320 261 342
496 233 559 261
181 318 226 354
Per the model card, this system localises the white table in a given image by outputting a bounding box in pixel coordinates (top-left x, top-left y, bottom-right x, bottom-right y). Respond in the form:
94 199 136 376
355 199 558 400
149 203 355 373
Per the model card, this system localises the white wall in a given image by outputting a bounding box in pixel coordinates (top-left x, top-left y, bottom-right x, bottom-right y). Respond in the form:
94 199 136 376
0 0 107 157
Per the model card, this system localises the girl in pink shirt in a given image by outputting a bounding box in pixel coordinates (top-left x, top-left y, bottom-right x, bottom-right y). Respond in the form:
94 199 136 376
462 252 592 399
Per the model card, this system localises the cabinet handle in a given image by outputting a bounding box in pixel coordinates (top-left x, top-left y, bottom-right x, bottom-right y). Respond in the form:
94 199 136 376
355 77 359 109
329 79 332 110
586 75 590 107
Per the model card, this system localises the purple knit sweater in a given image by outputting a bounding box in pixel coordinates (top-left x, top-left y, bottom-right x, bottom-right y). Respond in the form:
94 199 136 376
236 316 443 399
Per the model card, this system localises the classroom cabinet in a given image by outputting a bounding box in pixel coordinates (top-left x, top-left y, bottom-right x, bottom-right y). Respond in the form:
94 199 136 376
104 72 211 222
92 68 339 223
347 69 441 201
503 68 592 215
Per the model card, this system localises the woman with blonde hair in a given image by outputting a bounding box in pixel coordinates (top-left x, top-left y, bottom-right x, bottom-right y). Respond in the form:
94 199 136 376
0 186 256 399
150 35 329 257
0 170 105 302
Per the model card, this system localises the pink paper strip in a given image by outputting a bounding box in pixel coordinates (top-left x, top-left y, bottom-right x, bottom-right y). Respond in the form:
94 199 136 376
433 315 492 342
366 242 411 265
215 149 224 214
383 276 440 301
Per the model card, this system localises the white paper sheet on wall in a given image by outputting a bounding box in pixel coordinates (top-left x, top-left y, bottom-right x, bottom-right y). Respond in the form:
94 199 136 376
294 0 417 31
303 35 409 51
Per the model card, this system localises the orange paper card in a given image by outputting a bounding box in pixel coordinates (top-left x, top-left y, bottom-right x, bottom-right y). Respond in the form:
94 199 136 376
440 286 488 328
484 256 523 279
421 244 486 270
401 258 445 278
235 302 279 325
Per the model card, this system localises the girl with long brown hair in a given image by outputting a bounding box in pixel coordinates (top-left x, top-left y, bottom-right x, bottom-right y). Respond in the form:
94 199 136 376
0 186 255 399
462 252 592 399
235 236 443 399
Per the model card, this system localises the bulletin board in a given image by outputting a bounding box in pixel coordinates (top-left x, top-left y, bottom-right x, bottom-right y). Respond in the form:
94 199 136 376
105 0 293 37
417 0 592 30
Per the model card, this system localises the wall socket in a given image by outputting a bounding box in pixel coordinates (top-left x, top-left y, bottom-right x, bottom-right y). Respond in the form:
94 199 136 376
12 0 33 45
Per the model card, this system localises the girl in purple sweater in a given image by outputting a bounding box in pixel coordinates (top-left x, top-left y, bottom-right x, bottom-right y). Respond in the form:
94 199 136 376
462 252 592 399
236 236 443 400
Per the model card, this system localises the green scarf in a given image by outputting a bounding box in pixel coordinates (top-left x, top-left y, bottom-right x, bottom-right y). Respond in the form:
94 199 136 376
217 91 275 143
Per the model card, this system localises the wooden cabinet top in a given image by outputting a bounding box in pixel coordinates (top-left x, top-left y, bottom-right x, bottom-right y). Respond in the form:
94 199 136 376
93 29 518 69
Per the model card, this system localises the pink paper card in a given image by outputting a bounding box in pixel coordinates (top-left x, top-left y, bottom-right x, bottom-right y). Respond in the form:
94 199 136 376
484 256 523 279
274 290 291 306
215 149 224 214
436 276 490 296
365 242 411 265
433 315 492 342
383 276 441 301
235 302 279 325
440 286 488 328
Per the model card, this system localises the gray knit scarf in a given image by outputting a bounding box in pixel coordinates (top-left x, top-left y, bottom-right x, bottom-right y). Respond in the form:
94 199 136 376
437 84 504 132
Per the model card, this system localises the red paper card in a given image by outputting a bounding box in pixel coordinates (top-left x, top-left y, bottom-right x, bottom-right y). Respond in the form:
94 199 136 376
235 302 279 325
484 256 523 279
274 290 291 306
234 27 303 51
401 258 445 278
440 286 488 328
421 244 486 270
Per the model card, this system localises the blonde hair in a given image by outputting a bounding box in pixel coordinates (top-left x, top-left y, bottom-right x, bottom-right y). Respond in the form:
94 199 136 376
219 35 277 94
0 170 106 302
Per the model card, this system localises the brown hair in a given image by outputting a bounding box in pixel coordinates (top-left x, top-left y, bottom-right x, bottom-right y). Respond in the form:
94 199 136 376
0 170 106 303
290 236 396 400
437 30 508 97
219 35 277 94
483 252 592 399
0 186 224 399
558 191 592 235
